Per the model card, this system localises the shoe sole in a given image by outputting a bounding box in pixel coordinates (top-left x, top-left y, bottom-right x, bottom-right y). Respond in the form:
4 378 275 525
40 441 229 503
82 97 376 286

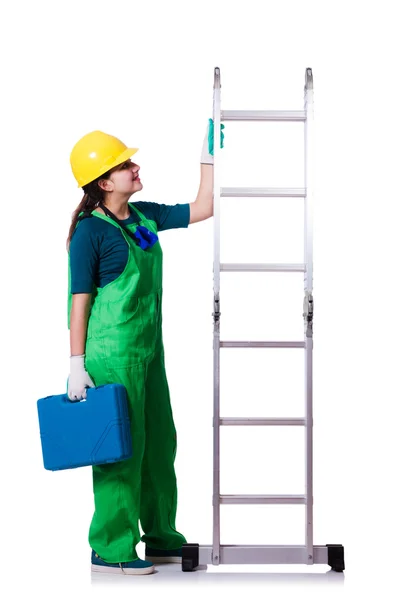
145 556 182 564
91 564 155 575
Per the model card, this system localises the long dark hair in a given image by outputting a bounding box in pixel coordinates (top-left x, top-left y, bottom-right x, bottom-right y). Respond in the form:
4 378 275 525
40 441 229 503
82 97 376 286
66 169 111 250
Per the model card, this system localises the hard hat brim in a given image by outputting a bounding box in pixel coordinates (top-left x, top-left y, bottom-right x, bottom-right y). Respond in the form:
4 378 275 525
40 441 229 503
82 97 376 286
77 147 139 188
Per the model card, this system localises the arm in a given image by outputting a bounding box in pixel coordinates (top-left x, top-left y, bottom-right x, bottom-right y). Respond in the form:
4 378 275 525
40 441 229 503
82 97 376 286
189 164 213 224
68 293 95 400
189 119 225 224
70 293 92 355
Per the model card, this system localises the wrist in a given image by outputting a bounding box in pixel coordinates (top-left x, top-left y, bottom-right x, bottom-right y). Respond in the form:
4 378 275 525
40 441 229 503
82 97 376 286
70 354 85 370
200 150 213 165
200 121 213 164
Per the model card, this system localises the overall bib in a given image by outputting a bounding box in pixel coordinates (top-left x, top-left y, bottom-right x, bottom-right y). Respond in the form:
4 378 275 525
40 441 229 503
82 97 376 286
68 204 187 563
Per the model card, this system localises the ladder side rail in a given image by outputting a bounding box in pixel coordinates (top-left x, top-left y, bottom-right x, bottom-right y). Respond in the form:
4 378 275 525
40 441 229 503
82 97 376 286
304 67 314 564
212 66 222 567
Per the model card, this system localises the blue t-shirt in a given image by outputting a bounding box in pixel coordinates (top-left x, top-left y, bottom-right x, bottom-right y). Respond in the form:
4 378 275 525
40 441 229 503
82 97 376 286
70 201 190 294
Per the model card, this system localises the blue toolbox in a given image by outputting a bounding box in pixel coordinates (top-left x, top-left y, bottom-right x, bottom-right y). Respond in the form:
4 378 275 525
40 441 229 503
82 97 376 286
37 384 132 471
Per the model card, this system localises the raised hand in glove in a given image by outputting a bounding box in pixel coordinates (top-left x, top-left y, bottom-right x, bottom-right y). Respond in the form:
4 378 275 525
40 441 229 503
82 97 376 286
200 118 225 164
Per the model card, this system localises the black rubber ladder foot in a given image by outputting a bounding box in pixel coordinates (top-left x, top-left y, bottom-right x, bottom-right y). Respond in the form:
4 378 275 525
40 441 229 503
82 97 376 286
327 543 345 572
181 543 199 572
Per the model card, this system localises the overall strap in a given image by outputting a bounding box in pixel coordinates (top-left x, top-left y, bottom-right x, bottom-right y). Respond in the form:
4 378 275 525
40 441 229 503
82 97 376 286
98 202 138 243
128 202 147 222
97 202 158 251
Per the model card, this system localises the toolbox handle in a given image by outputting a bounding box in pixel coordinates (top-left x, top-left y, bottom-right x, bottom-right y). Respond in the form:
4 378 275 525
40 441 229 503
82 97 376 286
63 384 113 404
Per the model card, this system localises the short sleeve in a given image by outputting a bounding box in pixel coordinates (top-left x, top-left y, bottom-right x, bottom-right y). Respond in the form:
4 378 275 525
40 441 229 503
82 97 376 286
133 202 190 231
69 219 100 293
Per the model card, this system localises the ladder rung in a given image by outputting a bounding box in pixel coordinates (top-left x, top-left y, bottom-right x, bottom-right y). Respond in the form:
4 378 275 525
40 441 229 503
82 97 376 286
220 495 307 505
220 418 306 426
221 187 306 198
220 341 305 349
195 545 329 566
222 110 306 122
221 263 305 273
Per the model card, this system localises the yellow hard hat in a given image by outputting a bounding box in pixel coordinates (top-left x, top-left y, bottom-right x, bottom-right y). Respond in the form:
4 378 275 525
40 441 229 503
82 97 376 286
70 130 139 187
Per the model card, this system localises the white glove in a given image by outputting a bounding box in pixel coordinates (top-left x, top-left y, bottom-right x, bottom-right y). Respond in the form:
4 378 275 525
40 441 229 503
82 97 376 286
67 354 95 401
200 121 213 165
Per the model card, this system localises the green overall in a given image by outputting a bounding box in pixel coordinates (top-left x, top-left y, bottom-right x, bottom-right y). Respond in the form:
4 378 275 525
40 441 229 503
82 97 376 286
67 204 187 563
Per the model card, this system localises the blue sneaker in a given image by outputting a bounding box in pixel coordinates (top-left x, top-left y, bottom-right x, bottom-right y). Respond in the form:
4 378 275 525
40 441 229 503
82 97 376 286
144 545 182 564
91 550 154 575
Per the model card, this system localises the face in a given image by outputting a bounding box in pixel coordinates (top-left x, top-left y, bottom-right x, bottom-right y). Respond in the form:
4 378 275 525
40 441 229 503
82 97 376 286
100 159 143 195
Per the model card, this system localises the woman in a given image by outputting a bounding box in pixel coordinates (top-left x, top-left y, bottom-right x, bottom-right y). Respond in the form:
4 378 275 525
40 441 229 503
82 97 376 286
67 123 221 576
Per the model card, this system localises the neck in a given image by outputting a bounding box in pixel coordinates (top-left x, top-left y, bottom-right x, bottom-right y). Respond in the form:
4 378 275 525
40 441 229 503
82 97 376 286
102 194 132 220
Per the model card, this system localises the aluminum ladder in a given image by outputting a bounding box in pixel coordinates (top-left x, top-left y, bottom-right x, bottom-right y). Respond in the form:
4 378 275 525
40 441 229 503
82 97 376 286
182 67 345 573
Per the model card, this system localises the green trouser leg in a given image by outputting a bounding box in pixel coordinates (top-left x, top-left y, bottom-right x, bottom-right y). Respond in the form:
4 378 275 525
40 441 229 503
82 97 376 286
140 350 187 550
86 351 186 562
87 361 146 563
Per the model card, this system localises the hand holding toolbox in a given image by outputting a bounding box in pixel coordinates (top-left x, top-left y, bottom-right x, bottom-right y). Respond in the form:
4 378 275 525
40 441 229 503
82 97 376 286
37 384 133 471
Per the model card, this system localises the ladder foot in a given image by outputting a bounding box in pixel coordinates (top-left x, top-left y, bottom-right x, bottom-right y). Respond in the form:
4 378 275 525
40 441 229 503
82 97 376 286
182 543 199 572
326 543 345 572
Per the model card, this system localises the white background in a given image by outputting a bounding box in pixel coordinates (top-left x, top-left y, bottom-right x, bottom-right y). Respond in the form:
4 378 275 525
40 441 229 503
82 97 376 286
2 0 397 598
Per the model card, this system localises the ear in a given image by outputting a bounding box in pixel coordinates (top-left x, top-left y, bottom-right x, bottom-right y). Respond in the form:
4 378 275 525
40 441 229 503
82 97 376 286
98 178 113 192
